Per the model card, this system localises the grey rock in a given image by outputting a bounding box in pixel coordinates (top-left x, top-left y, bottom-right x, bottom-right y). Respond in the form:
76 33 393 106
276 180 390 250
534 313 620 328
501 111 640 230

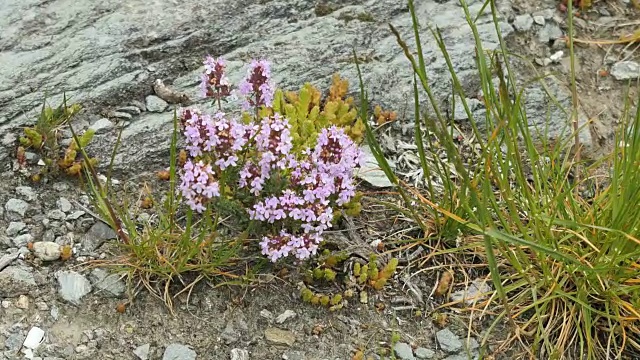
611 61 640 81
162 344 196 360
4 332 23 351
513 14 533 32
56 271 92 305
145 95 169 113
5 199 29 220
111 111 133 120
66 210 86 220
538 22 563 43
117 105 142 115
450 279 492 305
0 265 37 297
230 349 249 360
356 144 395 188
393 342 415 360
134 344 151 360
32 241 62 261
89 268 125 297
13 233 33 247
48 209 67 221
81 221 117 252
436 328 463 353
533 15 545 25
275 309 297 324
532 9 554 19
0 235 11 248
57 198 73 213
264 327 296 346
415 347 435 359
15 186 37 202
89 118 115 134
5 221 26 237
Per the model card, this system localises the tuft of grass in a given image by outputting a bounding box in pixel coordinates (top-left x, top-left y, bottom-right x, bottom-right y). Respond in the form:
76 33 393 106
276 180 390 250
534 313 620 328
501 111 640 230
355 0 640 359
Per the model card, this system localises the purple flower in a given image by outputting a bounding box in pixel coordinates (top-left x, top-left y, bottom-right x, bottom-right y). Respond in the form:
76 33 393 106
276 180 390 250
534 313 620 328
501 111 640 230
200 55 232 100
238 59 275 110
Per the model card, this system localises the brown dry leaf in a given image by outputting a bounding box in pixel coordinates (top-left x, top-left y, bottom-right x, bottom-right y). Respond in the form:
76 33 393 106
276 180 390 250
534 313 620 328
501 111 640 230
157 170 171 181
434 270 453 297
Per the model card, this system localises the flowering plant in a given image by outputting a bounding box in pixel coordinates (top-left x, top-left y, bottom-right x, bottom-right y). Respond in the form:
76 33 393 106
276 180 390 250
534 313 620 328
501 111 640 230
176 56 364 262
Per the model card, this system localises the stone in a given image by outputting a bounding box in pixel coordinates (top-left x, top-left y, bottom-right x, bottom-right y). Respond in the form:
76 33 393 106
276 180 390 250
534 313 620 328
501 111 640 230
89 268 125 297
117 105 142 115
0 265 37 297
15 186 37 201
15 294 29 309
264 327 296 346
145 95 169 112
23 327 45 350
56 271 92 305
538 22 563 43
111 111 133 120
48 209 67 221
356 144 395 188
89 118 115 134
5 199 29 220
13 233 33 247
415 347 435 359
5 332 23 351
6 221 26 236
134 344 151 360
162 343 196 360
533 15 545 25
436 328 463 353
230 348 249 360
275 310 297 324
611 61 640 81
67 210 86 220
393 342 415 360
81 221 117 252
513 14 533 32
450 279 492 305
32 241 62 261
56 198 73 213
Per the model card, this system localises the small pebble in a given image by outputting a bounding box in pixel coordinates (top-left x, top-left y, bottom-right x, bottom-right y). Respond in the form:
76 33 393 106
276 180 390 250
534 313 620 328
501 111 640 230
57 198 73 213
276 310 297 324
533 15 545 25
134 343 151 360
6 221 26 236
89 118 114 134
415 347 435 359
230 348 249 360
162 343 196 360
393 342 415 360
436 328 463 353
13 233 33 247
513 14 533 32
15 294 30 309
48 209 67 221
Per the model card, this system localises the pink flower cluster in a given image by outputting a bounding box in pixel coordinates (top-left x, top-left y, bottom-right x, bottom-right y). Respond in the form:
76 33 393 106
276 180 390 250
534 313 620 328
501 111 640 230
238 59 275 111
178 55 363 263
200 56 232 100
245 125 364 261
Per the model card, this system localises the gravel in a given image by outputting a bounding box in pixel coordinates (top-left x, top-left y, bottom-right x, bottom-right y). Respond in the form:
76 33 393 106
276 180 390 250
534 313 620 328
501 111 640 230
5 221 26 236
